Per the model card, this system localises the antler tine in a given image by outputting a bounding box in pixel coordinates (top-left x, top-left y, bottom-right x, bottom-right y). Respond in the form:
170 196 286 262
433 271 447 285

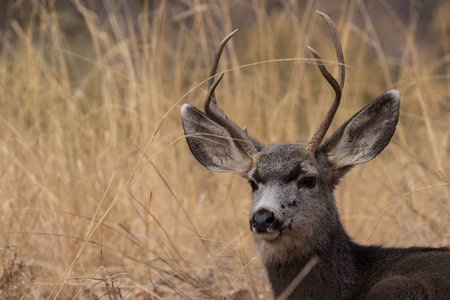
203 30 258 157
306 11 345 153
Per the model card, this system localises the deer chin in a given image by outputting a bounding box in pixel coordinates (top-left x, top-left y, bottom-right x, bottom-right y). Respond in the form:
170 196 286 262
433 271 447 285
251 220 318 264
253 229 311 264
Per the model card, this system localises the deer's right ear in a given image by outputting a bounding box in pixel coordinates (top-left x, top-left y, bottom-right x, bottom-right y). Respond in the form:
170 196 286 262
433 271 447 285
181 104 254 175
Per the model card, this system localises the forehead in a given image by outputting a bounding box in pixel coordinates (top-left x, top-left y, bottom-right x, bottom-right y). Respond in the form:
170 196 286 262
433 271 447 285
250 143 318 183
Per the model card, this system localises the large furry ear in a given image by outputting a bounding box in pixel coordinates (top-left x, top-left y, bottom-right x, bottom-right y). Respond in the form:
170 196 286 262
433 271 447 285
181 104 256 175
320 90 400 170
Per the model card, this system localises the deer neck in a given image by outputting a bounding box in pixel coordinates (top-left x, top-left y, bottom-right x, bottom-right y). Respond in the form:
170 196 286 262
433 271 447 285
263 217 361 299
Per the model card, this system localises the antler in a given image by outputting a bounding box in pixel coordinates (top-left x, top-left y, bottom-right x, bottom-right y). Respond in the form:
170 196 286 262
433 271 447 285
203 30 258 157
306 11 345 153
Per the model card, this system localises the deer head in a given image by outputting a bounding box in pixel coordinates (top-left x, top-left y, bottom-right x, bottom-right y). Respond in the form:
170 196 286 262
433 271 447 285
180 12 400 264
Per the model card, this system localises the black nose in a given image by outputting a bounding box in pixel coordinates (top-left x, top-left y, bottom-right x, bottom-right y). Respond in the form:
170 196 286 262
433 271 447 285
251 208 275 233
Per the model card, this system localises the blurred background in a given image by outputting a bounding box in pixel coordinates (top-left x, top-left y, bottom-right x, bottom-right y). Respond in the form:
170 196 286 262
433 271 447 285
0 0 448 299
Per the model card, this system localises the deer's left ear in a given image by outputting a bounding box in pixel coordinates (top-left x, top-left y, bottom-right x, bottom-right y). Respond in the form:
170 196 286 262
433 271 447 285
320 90 400 169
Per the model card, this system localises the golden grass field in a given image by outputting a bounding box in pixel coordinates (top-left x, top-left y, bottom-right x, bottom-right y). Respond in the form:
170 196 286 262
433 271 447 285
0 0 449 299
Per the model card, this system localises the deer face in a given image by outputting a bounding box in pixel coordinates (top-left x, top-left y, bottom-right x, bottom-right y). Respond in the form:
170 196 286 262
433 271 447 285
248 145 322 236
247 144 333 261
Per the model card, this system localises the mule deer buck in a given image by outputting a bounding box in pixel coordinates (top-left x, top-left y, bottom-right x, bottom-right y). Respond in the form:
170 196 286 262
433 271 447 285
180 12 450 299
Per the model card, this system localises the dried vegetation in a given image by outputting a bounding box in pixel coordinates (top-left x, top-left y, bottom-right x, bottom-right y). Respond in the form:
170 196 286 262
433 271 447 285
0 0 448 298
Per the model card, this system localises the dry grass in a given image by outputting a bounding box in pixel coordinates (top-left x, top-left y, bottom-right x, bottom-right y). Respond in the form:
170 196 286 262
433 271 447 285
0 0 448 299
1 245 39 299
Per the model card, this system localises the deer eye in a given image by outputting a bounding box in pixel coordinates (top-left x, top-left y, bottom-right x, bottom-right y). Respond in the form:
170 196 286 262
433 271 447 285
248 179 259 191
299 177 316 189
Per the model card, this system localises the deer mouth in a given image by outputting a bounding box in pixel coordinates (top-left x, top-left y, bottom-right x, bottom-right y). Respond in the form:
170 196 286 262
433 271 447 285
252 226 289 242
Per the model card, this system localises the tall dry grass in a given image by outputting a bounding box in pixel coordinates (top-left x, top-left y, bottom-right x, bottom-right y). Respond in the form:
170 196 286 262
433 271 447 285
0 0 448 299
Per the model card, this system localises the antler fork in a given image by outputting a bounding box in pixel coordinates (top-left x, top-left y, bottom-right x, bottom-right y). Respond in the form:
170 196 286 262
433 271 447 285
306 11 346 153
203 30 258 157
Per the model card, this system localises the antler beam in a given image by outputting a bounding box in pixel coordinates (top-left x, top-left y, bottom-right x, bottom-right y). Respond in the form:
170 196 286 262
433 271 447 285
203 30 258 157
306 11 345 153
